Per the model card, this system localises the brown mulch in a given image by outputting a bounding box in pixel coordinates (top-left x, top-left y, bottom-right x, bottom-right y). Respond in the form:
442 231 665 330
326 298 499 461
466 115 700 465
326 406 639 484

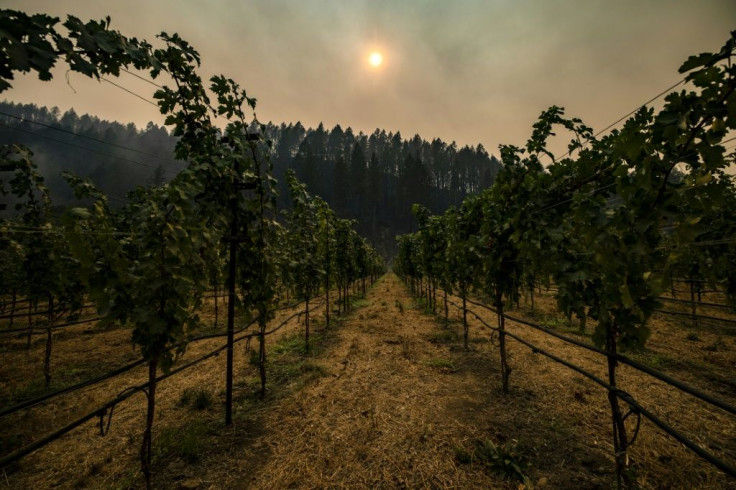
2 274 734 489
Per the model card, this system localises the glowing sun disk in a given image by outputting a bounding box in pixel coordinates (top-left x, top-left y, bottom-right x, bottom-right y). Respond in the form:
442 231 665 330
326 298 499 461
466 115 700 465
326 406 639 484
369 51 383 67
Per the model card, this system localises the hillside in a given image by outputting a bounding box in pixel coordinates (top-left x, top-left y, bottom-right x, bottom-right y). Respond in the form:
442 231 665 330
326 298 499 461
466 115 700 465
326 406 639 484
0 101 501 256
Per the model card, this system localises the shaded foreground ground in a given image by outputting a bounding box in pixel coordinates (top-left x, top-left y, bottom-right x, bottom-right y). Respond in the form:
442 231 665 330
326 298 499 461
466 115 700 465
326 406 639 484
3 273 734 488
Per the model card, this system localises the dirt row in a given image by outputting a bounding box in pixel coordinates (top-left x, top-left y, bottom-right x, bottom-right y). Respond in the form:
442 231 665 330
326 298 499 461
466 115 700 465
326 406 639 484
2 274 735 488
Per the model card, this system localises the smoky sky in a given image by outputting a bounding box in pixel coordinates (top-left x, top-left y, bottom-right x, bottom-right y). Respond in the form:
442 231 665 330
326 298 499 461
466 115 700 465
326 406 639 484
2 0 735 156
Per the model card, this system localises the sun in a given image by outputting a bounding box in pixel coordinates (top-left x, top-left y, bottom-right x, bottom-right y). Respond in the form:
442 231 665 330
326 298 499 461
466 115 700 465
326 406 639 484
368 51 383 68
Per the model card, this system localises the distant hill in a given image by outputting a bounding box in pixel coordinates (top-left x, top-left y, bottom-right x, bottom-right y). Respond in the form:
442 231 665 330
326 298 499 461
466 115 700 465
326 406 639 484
0 101 500 256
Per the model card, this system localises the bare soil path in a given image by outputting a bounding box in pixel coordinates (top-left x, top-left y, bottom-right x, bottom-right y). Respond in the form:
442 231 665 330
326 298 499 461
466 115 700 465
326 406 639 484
217 274 536 489
4 273 733 488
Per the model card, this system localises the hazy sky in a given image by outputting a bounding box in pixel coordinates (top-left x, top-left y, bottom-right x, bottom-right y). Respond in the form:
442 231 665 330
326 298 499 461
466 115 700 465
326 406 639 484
2 0 734 156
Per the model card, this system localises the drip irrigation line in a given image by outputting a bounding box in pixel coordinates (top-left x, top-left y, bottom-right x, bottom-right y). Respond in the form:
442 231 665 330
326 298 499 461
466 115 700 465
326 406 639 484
0 316 103 336
0 111 177 163
672 278 709 284
0 387 137 469
443 295 736 477
0 296 316 418
658 296 734 311
452 297 609 389
0 320 257 420
613 353 736 416
543 287 728 304
0 292 324 467
654 308 736 327
670 237 736 247
0 297 32 305
0 302 95 322
0 333 234 469
465 294 607 356
0 357 146 419
668 287 723 294
623 394 736 477
443 290 736 416
669 287 722 294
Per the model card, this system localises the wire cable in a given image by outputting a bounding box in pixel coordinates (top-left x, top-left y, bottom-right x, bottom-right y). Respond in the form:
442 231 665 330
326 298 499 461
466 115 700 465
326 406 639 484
441 289 736 415
120 67 164 89
593 78 687 139
101 77 160 108
0 111 178 163
0 122 159 170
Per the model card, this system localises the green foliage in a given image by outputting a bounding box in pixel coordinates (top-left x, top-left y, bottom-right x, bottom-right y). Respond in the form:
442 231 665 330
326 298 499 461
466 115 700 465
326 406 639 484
474 439 530 484
282 170 324 301
1 145 85 324
178 387 213 411
395 31 736 355
272 332 319 356
0 8 384 485
424 358 455 371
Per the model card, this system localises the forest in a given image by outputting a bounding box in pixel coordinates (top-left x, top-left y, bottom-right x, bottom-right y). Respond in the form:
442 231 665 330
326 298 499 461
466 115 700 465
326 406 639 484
0 100 500 256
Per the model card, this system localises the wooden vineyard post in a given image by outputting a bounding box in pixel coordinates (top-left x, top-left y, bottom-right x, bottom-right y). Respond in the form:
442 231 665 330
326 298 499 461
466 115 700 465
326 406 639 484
225 164 256 425
140 356 159 490
9 291 16 329
496 289 511 394
214 282 219 328
605 322 631 489
43 296 54 387
444 290 448 326
690 280 698 329
258 320 267 397
325 275 330 327
462 295 469 351
224 170 239 426
26 301 33 350
304 297 310 354
529 286 535 312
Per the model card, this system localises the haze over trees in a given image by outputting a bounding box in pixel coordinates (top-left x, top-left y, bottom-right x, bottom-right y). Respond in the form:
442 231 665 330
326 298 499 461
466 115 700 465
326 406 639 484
0 100 500 255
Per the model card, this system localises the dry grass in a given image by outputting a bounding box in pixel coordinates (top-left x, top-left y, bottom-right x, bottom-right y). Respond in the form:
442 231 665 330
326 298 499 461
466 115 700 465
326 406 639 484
0 276 734 489
442 285 736 489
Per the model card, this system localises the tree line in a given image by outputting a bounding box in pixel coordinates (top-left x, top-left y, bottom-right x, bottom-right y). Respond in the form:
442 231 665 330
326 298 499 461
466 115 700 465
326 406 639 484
0 100 501 256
